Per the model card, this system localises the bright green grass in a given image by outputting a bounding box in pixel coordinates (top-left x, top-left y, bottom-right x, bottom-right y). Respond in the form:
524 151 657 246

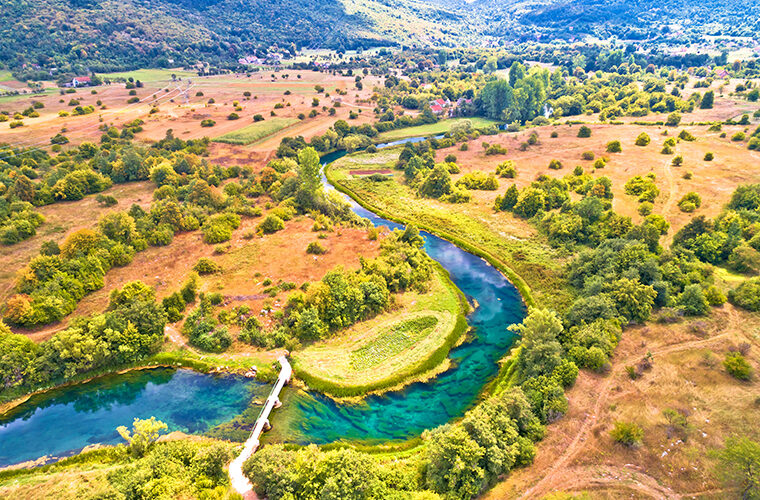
377 117 500 141
0 88 56 105
99 68 197 83
212 117 299 145
0 70 13 81
350 316 438 370
293 265 468 396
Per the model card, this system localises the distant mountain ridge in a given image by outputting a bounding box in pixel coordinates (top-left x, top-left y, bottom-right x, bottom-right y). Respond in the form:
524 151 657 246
1 0 757 75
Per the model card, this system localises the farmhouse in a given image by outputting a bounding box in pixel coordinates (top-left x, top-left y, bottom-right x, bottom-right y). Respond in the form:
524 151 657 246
70 76 92 87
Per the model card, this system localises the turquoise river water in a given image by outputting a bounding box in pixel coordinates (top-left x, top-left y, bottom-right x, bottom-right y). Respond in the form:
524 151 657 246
0 141 525 466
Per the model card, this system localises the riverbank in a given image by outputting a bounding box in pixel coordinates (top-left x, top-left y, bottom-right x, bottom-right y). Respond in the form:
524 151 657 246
0 348 276 418
325 151 547 309
292 263 470 398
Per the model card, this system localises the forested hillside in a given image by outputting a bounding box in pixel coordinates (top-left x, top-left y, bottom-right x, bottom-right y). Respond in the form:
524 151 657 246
0 0 381 75
2 0 759 76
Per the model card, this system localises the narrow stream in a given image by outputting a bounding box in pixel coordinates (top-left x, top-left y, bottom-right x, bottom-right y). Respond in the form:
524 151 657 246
0 137 525 465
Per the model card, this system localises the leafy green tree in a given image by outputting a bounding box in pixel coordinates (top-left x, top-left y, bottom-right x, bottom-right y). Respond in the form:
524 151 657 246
678 284 709 316
511 308 564 380
418 164 453 199
424 425 486 500
297 146 322 196
714 437 760 499
609 278 656 323
700 90 715 109
117 417 168 457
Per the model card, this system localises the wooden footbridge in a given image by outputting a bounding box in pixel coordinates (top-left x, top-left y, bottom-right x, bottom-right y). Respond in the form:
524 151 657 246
229 356 292 497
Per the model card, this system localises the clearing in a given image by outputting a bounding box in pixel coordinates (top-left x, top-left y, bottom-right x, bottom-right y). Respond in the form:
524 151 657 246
213 117 299 145
376 117 500 141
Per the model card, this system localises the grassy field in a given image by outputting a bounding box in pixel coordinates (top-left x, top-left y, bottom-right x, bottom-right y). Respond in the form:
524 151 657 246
0 70 13 81
99 68 197 82
327 148 570 309
213 117 299 145
0 88 56 105
292 265 468 396
377 117 500 141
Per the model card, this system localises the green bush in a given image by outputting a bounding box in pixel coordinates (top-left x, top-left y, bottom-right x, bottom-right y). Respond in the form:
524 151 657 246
193 258 221 275
723 352 752 380
610 421 644 447
728 278 760 311
606 140 622 153
306 241 326 254
258 214 285 234
678 192 701 212
577 125 592 137
635 132 651 146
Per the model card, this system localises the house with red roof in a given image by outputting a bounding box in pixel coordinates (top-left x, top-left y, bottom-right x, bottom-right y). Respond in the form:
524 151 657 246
71 76 92 87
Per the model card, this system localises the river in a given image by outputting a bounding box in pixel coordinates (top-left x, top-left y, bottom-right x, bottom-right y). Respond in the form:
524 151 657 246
0 138 525 466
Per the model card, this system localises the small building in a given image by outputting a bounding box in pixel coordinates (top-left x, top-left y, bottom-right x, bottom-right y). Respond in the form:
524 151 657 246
71 76 92 87
430 104 444 115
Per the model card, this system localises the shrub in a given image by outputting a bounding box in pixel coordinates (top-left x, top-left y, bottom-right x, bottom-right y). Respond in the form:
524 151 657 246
665 112 682 127
194 258 221 275
227 113 240 120
635 132 651 146
306 241 326 254
581 151 595 160
577 125 592 137
485 144 507 155
672 155 684 166
610 421 644 447
732 132 746 142
200 119 216 127
258 214 284 234
593 158 606 169
548 159 563 170
723 352 752 380
678 130 696 141
678 192 702 212
496 160 517 178
704 152 714 161
638 202 653 216
456 171 499 190
705 285 726 306
728 278 760 311
606 140 622 153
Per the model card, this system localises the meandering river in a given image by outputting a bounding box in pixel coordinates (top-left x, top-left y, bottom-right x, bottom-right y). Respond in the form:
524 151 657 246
0 139 525 467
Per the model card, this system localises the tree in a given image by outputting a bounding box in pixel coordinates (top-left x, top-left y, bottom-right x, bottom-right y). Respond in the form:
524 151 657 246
700 90 715 109
418 164 453 199
477 79 513 120
511 308 564 380
577 125 591 138
609 278 656 323
259 215 285 234
425 425 486 499
678 284 709 316
714 437 760 499
117 417 168 457
635 132 651 146
665 112 682 127
297 146 322 197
